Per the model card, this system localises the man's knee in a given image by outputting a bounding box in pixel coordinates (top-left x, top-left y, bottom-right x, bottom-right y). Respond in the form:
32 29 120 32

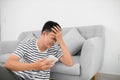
0 66 6 72
0 66 8 79
49 78 54 80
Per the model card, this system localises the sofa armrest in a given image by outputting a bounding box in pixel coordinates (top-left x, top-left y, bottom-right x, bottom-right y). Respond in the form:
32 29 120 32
0 41 17 54
80 37 104 80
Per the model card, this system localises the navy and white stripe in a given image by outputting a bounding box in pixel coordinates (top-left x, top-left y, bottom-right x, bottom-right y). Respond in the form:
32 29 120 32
13 38 63 80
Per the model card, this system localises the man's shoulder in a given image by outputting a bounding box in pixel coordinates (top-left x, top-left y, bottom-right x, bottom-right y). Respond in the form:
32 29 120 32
18 37 37 45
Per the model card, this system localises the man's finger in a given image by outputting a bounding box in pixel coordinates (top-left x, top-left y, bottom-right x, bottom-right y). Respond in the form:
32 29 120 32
52 28 57 34
42 64 54 70
38 57 47 62
44 59 54 65
53 26 61 31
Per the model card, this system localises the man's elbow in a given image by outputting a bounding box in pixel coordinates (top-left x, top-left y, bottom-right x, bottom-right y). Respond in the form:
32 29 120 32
67 62 74 66
4 59 13 69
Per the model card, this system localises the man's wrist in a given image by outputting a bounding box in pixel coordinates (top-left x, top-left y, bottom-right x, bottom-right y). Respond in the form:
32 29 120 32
57 38 63 43
28 63 37 70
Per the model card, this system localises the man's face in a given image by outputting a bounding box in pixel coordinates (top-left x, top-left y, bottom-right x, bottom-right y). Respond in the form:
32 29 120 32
43 32 57 48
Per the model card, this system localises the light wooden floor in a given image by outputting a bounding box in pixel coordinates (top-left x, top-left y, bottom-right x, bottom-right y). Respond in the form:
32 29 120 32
94 73 120 80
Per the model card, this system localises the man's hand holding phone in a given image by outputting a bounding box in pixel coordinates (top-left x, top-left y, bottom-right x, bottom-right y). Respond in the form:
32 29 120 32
33 57 54 70
46 55 58 64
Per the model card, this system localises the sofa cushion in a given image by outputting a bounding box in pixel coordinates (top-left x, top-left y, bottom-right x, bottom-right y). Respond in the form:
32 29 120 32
63 28 85 55
17 33 36 43
51 56 80 76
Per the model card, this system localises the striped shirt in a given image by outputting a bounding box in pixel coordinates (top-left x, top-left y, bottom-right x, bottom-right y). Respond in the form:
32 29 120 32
12 38 63 80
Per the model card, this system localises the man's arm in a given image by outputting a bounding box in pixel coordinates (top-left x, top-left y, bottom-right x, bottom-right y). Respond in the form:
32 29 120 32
59 39 74 66
52 26 74 66
5 54 54 71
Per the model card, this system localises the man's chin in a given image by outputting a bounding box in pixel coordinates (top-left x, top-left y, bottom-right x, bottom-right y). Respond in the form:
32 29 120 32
47 45 52 48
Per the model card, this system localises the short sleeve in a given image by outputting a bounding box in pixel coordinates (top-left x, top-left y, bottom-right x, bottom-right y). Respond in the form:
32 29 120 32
50 43 63 60
13 41 28 58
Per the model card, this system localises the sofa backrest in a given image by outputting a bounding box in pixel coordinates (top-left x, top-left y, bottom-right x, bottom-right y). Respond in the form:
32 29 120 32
17 25 105 42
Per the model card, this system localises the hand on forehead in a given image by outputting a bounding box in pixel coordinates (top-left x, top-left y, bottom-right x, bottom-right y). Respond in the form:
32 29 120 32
51 26 61 34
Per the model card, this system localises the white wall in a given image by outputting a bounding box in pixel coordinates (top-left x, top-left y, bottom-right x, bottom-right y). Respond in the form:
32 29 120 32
1 0 120 75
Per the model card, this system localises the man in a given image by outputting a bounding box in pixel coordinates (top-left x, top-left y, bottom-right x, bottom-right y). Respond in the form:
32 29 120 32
0 21 73 80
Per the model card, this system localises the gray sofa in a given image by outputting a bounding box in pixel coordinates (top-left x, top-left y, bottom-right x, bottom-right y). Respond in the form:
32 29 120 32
0 25 105 80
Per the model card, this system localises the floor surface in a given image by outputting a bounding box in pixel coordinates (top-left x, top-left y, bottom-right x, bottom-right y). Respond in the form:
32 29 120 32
95 73 120 80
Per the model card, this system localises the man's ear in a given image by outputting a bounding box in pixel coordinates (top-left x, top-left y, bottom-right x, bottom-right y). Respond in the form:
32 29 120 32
41 31 46 36
42 31 48 36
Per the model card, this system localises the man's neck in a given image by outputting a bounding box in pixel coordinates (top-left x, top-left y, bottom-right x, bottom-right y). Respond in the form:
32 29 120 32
37 38 47 52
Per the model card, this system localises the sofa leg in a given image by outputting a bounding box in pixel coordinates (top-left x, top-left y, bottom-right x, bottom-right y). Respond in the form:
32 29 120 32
93 74 97 80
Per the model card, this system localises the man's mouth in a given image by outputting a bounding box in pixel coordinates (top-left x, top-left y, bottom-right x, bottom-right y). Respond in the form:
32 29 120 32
50 43 54 46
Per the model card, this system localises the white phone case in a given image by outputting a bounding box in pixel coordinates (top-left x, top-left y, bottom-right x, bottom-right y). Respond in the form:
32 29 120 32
47 55 58 64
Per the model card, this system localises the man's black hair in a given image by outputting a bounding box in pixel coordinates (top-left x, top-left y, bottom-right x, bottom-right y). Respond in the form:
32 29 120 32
41 21 61 33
